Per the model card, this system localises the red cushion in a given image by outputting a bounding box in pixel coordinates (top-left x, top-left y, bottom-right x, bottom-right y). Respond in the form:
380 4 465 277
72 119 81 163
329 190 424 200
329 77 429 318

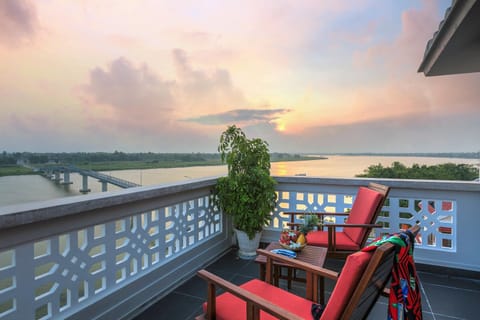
343 187 383 244
321 251 372 319
306 231 360 251
202 279 313 320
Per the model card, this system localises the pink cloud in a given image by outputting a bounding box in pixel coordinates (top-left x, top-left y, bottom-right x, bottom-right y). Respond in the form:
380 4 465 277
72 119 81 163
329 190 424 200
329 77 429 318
352 1 439 70
82 57 176 132
85 57 174 110
0 0 38 46
173 48 247 110
347 0 480 124
80 51 252 142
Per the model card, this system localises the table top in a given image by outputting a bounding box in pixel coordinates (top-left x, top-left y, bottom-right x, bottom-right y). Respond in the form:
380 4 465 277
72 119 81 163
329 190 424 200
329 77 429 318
255 242 328 268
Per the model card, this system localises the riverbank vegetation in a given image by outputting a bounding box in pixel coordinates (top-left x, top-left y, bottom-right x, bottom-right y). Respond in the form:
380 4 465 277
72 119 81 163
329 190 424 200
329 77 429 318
0 152 316 176
357 161 479 181
0 165 36 176
339 152 479 159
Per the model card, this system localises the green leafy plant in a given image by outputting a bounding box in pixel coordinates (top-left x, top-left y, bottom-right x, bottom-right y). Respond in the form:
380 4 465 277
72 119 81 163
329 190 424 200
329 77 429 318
215 125 277 239
299 214 320 234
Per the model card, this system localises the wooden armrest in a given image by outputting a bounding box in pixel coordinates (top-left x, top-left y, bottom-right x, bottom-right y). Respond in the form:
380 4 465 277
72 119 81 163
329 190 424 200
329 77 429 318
315 212 350 216
286 222 326 232
197 269 304 320
286 222 303 228
257 249 339 280
323 223 382 253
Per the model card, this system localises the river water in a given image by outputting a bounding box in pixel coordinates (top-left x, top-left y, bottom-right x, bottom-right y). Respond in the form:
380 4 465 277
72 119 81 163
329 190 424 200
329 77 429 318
0 155 478 207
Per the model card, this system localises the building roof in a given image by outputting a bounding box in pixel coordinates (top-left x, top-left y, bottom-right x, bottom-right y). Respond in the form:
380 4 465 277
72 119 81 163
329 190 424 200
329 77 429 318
418 0 480 76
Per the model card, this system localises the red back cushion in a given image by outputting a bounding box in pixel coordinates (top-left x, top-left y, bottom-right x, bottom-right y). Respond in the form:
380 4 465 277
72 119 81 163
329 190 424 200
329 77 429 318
306 230 360 250
321 251 372 319
343 187 383 244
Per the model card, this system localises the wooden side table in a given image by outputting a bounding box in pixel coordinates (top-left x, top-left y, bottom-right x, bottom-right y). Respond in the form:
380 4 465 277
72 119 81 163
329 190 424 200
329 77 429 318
255 242 328 304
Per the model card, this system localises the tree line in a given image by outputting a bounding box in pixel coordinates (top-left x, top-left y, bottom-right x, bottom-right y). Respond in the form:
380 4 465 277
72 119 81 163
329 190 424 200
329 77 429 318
357 161 479 181
0 151 305 165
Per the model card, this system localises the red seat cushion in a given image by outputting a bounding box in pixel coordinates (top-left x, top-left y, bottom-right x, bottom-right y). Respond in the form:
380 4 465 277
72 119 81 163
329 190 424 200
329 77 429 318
306 231 360 251
321 251 372 319
343 187 383 244
202 279 313 320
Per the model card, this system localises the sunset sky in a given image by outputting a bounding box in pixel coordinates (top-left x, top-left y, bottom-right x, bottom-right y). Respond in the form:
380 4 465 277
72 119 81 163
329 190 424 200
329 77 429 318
1 0 479 153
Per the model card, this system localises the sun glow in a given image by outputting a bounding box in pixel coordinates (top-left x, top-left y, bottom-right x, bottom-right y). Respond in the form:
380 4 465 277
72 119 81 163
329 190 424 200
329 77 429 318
275 120 286 132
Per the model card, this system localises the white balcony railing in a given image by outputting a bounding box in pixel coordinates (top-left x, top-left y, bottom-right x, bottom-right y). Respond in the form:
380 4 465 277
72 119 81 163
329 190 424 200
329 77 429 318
0 177 479 319
0 178 231 320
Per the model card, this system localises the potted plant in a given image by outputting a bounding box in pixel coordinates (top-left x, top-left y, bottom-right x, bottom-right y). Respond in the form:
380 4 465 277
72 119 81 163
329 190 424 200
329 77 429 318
215 125 277 259
299 214 320 235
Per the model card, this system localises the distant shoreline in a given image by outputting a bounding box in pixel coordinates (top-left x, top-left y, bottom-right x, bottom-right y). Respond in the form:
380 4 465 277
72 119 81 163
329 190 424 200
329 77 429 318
2 152 477 177
315 152 479 159
0 154 323 177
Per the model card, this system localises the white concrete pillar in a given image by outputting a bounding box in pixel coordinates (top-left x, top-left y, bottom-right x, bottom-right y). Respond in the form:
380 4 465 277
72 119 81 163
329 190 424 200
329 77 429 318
80 175 91 193
54 171 61 183
62 171 73 185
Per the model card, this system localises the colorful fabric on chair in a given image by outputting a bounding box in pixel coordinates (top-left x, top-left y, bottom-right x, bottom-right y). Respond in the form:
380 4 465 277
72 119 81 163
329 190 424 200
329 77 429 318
363 229 423 320
311 303 324 320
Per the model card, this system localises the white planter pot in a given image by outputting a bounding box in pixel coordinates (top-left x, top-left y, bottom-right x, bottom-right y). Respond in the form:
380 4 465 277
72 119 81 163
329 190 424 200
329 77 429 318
234 228 262 260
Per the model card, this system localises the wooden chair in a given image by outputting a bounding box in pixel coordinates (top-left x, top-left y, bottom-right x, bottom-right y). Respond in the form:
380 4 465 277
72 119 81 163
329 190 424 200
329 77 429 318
285 182 390 258
196 225 419 320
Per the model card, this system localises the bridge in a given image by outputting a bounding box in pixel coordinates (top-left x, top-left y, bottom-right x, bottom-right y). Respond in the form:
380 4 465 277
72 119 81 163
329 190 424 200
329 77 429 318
37 164 140 193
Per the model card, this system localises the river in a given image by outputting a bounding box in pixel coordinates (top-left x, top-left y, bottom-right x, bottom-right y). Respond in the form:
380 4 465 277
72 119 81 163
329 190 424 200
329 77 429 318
0 155 478 207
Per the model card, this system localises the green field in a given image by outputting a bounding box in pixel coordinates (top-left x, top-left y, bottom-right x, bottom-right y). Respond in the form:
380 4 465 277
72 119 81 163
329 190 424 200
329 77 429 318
75 159 224 171
0 165 36 177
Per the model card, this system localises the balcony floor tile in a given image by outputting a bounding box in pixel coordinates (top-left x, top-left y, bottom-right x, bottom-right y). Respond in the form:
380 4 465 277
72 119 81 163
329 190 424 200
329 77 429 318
134 247 479 320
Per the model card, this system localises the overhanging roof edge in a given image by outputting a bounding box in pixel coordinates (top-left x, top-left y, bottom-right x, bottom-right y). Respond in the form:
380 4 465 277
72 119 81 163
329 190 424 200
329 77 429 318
417 0 477 75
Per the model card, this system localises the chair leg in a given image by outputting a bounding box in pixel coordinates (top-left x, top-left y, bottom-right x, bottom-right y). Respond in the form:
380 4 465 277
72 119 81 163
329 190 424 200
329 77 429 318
319 277 325 305
259 264 266 281
287 267 292 289
274 265 280 286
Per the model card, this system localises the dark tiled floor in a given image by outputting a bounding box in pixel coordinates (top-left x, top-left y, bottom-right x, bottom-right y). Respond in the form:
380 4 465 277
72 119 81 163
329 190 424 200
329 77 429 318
134 247 480 320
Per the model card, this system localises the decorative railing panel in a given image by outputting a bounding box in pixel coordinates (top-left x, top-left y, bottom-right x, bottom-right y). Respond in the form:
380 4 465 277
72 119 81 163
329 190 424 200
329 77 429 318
0 182 222 320
377 197 456 251
269 185 457 252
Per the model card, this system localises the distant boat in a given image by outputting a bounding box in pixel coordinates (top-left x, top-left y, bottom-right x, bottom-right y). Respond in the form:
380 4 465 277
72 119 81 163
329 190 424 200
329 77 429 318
294 173 307 176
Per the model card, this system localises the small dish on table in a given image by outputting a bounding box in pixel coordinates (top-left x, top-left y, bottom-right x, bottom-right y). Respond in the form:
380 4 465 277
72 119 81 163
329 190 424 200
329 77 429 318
279 229 306 252
279 241 306 252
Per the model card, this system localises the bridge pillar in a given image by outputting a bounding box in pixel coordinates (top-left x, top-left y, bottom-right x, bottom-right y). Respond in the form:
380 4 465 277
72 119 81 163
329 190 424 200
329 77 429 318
44 170 53 179
101 181 108 192
79 175 91 194
62 171 73 185
53 171 62 183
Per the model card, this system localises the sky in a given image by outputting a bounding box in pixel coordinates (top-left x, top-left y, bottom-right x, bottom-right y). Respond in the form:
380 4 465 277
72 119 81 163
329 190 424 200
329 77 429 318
1 0 479 154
